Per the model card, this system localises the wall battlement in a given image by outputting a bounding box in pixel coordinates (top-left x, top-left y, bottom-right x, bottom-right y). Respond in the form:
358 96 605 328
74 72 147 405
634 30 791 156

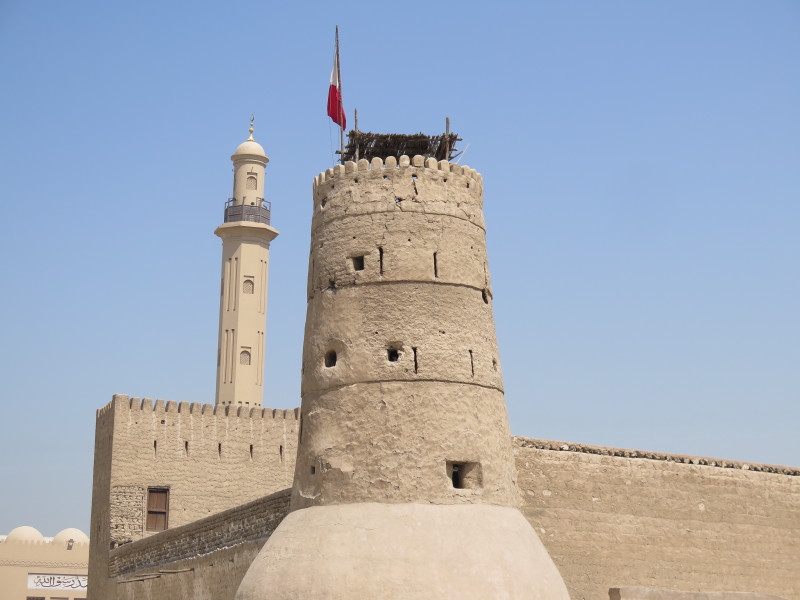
515 436 800 476
97 394 299 421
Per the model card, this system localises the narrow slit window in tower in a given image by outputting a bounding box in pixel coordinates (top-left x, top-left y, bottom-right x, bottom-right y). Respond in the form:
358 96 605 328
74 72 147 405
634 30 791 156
153 440 157 457
482 288 489 304
433 252 439 278
413 347 418 373
279 445 284 462
249 444 254 460
450 463 463 488
324 350 337 368
351 255 365 271
310 465 316 475
378 247 384 275
184 440 189 456
218 443 222 458
469 349 475 377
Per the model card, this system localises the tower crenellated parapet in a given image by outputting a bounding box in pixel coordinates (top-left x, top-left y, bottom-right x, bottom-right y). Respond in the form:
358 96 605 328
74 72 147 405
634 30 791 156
312 156 484 230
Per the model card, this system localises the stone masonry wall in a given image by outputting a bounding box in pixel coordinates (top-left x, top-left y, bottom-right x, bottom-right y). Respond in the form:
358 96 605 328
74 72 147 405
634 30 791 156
94 429 799 600
515 437 800 600
107 490 290 600
87 394 299 600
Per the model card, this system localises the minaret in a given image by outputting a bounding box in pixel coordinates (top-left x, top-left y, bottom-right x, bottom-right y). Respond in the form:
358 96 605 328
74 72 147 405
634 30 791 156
237 153 569 598
214 121 279 407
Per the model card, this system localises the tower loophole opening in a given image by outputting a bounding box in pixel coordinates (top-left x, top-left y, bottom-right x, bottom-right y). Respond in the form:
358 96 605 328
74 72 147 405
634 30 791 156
387 348 400 362
482 288 489 304
447 461 482 489
351 256 365 271
324 350 337 368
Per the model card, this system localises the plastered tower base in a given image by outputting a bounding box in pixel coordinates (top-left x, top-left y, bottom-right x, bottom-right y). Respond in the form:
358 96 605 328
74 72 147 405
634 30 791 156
237 503 570 600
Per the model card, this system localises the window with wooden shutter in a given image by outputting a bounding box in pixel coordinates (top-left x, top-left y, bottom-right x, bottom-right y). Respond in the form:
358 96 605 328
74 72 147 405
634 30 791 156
146 488 169 531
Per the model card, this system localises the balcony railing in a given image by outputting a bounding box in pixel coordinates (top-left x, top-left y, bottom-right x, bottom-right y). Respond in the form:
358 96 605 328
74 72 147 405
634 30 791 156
224 198 271 225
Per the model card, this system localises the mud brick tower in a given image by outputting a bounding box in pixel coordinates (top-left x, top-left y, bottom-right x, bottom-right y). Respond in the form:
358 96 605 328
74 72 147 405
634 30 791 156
237 151 570 598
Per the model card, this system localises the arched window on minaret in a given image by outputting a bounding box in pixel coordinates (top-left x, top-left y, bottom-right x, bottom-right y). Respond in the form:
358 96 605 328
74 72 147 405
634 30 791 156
246 176 257 190
240 350 251 365
243 278 255 294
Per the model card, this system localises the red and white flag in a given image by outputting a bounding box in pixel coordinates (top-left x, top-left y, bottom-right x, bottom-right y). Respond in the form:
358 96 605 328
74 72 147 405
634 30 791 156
327 31 346 129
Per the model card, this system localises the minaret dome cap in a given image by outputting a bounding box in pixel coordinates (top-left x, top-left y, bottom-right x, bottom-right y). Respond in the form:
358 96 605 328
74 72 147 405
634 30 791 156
232 117 268 161
233 138 267 159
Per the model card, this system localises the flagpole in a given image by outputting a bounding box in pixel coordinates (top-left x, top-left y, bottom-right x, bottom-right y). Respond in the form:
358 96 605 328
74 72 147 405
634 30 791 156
336 26 344 164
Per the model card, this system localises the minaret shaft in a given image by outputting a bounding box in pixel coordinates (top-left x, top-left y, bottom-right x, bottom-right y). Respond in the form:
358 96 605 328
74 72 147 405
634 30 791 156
213 130 278 407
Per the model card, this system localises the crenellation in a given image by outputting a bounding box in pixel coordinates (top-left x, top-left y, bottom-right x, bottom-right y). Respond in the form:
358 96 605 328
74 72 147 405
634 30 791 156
515 437 800 477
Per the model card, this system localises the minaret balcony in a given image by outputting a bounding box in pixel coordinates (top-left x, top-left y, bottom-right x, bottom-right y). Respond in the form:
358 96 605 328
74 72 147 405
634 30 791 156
224 198 271 225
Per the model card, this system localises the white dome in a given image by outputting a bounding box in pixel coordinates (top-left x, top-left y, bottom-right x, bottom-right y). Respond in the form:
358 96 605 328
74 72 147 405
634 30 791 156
53 527 89 545
6 525 44 542
233 138 267 158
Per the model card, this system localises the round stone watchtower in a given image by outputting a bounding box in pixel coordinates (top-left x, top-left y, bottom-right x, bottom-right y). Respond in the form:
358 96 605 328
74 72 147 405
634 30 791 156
238 154 569 598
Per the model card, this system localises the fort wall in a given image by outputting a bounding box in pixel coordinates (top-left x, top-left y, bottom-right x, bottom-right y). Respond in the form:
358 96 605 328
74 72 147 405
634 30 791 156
108 490 290 600
96 436 799 600
87 394 298 600
516 438 800 600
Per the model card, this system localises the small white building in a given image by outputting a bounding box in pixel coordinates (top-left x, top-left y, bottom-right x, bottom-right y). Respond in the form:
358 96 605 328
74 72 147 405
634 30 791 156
0 526 89 600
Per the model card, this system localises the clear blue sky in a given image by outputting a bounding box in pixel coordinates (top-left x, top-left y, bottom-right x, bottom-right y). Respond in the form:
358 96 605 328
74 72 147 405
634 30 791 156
0 1 797 536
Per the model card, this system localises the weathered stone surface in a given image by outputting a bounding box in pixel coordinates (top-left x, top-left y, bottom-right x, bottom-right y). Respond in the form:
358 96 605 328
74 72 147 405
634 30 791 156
515 438 800 600
293 382 516 508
